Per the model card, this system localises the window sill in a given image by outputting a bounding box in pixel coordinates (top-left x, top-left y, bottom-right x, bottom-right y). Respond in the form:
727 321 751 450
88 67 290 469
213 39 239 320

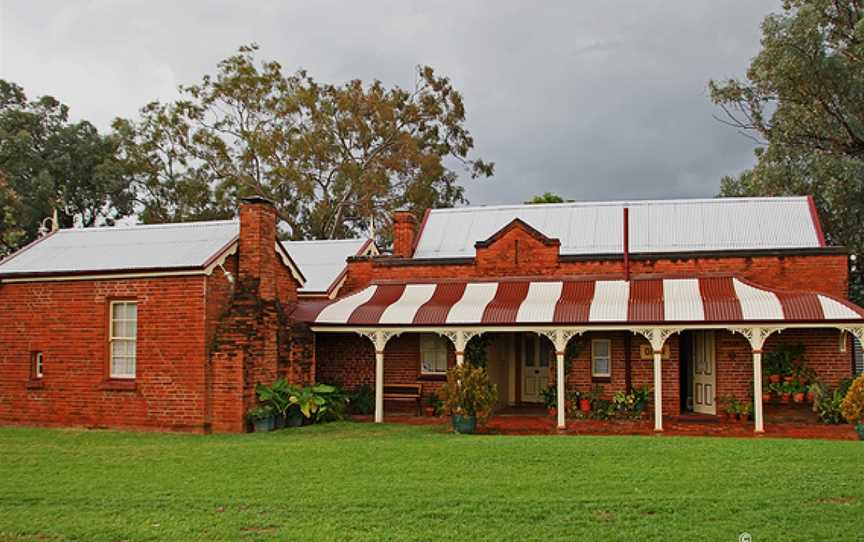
99 379 137 391
591 376 612 384
26 380 45 390
418 374 447 382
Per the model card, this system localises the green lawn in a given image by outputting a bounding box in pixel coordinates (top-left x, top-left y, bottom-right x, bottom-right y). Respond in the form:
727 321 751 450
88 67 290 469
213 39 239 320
0 423 862 541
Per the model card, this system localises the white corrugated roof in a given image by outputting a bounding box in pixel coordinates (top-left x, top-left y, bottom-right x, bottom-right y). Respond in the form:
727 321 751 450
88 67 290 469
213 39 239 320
280 238 371 293
0 221 240 276
413 197 823 259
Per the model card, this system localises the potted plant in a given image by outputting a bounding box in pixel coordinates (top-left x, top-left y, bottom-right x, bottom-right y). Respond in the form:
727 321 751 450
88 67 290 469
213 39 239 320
542 385 557 417
719 396 738 421
791 381 806 404
840 374 864 441
256 379 293 429
438 364 498 434
579 392 592 413
423 394 438 417
246 405 274 432
738 402 752 424
760 385 772 404
779 382 792 404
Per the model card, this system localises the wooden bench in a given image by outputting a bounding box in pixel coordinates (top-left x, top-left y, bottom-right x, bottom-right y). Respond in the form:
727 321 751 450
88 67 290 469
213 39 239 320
383 384 423 415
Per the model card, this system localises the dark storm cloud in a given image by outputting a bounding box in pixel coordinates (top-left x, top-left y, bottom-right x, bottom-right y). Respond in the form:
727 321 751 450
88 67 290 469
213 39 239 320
0 0 778 205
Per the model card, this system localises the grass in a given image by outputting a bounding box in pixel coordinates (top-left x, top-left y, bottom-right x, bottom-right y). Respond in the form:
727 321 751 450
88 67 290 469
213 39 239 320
0 423 862 541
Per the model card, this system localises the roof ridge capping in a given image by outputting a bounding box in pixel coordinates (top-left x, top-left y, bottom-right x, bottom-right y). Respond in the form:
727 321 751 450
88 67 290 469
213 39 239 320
54 219 239 233
427 195 811 214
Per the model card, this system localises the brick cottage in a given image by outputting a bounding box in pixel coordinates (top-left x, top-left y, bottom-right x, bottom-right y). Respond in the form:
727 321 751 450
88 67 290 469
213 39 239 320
1 196 862 433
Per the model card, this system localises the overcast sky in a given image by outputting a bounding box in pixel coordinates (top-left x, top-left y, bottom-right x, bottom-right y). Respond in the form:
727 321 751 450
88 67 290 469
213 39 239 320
0 0 778 206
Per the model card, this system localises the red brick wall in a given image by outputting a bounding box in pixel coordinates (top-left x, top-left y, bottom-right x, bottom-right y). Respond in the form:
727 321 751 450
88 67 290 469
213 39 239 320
558 332 680 416
344 252 849 299
392 211 416 258
0 277 210 432
315 332 455 411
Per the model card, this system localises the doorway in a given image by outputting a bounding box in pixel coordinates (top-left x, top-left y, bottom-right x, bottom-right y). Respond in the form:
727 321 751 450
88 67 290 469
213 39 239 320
518 333 552 403
690 331 717 415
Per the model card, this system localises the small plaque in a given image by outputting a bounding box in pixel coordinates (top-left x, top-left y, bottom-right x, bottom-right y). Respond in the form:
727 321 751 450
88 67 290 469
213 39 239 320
639 344 671 360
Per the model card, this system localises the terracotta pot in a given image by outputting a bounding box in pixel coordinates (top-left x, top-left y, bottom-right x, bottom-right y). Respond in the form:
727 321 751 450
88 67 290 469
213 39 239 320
423 406 436 417
565 400 573 411
579 399 591 412
769 374 781 384
783 376 794 384
806 391 815 403
761 393 772 403
780 393 791 404
793 392 805 404
798 376 807 386
739 414 750 424
548 407 557 418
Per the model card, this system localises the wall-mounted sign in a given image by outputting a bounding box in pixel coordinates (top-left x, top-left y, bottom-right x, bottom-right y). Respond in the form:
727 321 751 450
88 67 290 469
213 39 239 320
639 344 671 360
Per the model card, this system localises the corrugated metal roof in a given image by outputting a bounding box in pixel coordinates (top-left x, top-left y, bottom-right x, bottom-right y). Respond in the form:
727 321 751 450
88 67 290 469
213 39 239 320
281 238 371 293
413 197 823 259
299 276 864 325
0 221 239 276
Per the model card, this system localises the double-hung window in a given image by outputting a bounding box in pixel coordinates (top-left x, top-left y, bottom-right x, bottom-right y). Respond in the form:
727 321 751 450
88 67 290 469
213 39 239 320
32 351 43 379
591 339 611 378
109 301 138 379
420 333 448 375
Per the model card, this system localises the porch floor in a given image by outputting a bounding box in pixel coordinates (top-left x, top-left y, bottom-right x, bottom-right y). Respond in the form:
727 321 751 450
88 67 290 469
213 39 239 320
358 404 859 440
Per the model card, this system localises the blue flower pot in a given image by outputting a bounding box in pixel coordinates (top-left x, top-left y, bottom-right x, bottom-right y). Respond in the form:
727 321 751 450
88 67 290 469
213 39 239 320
253 415 274 433
452 414 477 434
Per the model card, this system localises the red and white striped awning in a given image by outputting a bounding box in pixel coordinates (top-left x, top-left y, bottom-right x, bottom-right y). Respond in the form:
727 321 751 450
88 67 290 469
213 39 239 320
298 276 864 326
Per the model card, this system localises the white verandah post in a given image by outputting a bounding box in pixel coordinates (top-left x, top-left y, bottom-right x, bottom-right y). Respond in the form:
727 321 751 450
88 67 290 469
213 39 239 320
728 326 784 434
359 330 400 424
634 328 676 432
539 329 584 430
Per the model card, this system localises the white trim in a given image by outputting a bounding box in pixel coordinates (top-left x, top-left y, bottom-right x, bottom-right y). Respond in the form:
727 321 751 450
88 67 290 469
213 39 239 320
203 242 238 276
311 322 864 335
108 300 138 379
1 269 212 283
275 242 306 286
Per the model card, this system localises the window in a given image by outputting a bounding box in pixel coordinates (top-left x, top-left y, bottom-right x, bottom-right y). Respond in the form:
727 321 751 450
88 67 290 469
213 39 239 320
109 301 137 379
591 339 611 378
420 333 448 375
32 351 43 379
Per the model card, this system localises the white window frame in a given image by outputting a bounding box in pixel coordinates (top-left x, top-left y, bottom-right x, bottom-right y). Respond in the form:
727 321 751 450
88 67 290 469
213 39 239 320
591 339 612 378
33 351 43 379
419 333 448 375
109 301 138 379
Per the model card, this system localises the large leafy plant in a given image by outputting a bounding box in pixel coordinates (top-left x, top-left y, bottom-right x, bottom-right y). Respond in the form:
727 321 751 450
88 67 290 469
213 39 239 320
437 364 498 422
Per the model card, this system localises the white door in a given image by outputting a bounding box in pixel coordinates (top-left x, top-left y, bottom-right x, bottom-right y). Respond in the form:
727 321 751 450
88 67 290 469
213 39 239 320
521 334 551 403
692 331 716 414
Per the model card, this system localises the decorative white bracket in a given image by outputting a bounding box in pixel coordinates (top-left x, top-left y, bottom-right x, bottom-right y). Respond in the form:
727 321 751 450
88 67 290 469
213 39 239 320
438 329 482 353
727 326 785 351
537 328 587 353
632 327 679 353
838 325 864 343
357 329 402 353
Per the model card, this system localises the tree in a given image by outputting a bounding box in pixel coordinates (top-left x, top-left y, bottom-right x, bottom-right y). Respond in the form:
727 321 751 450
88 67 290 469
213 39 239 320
119 44 494 239
526 192 566 204
0 80 134 253
710 0 864 302
0 172 24 257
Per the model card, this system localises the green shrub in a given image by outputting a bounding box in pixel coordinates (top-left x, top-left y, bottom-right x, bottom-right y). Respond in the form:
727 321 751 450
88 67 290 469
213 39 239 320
438 364 498 422
812 379 853 424
841 374 864 425
349 384 375 415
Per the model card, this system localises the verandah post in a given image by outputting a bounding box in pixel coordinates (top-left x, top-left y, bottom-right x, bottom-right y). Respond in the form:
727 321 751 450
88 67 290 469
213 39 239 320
653 350 663 432
752 349 764 433
556 350 566 429
375 348 384 424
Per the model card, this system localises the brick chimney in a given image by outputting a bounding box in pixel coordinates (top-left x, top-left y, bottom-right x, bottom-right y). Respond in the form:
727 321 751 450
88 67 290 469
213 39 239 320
392 210 417 258
239 195 277 300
